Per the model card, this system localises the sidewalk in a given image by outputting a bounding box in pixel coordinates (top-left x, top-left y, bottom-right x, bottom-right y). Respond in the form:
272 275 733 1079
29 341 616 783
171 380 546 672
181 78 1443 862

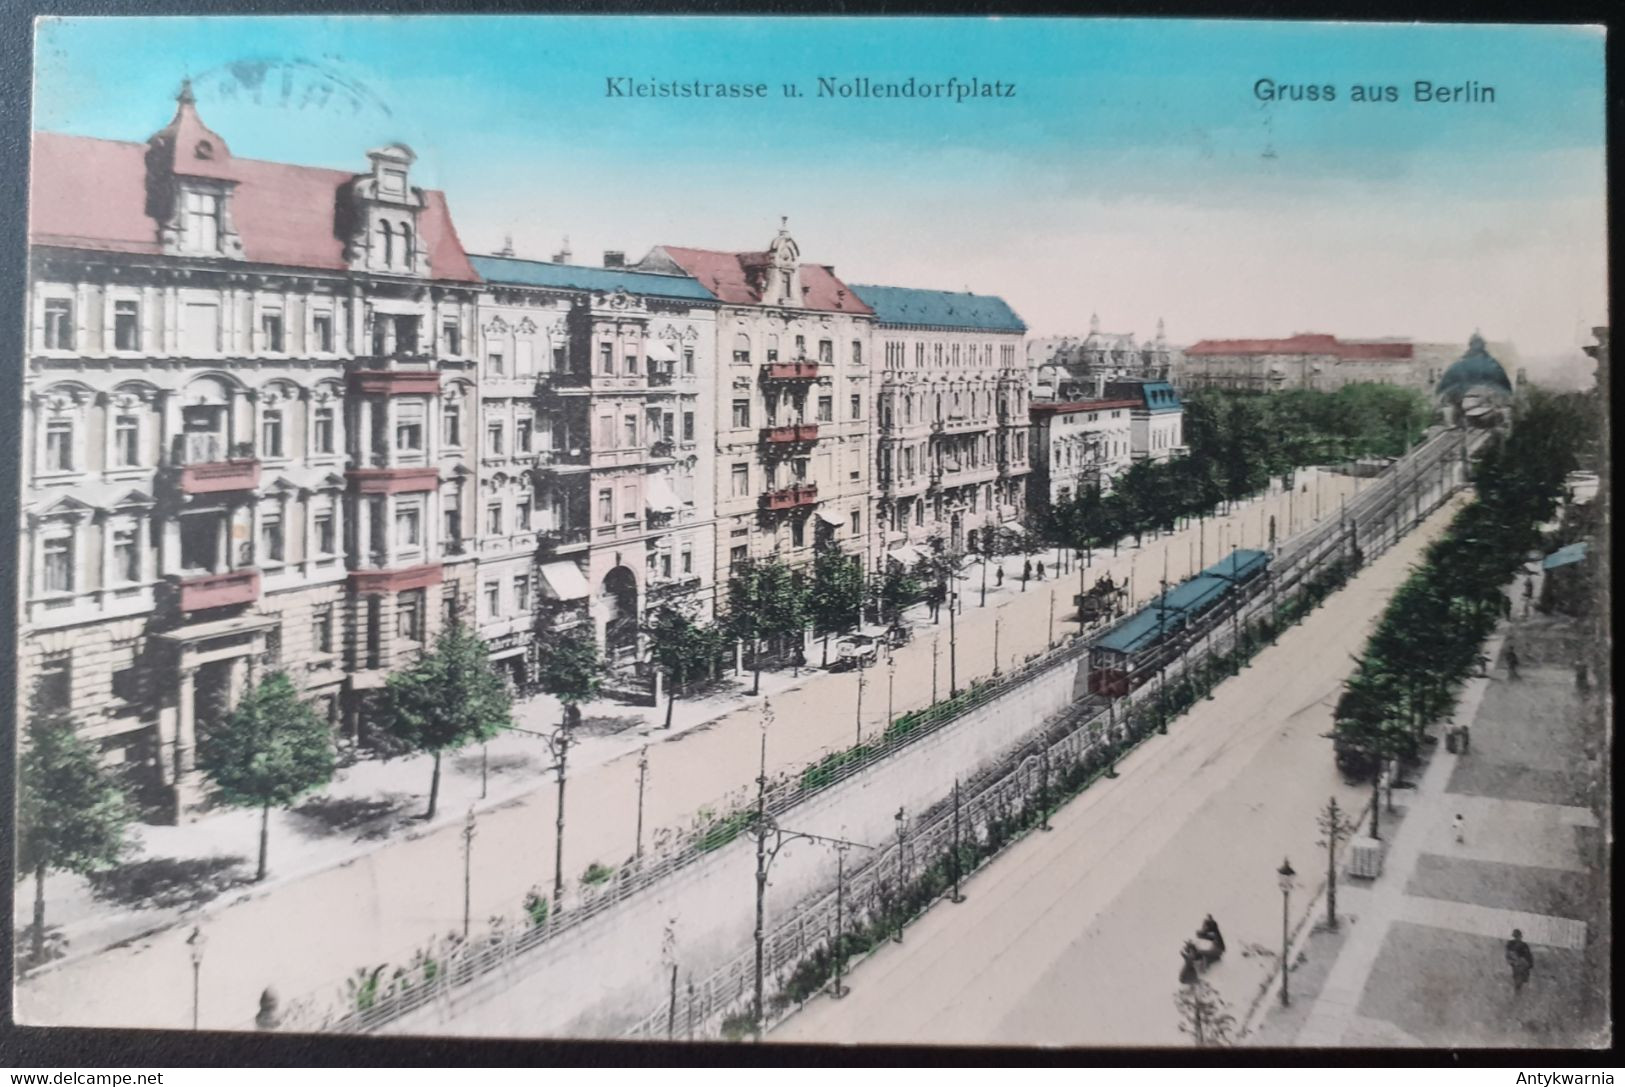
1247 571 1610 1049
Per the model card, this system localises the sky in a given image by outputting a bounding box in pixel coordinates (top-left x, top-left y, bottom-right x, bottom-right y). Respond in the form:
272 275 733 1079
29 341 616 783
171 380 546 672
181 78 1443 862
31 16 1608 361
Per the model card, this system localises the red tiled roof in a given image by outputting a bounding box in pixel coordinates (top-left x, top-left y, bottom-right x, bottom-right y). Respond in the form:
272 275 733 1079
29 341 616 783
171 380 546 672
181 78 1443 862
1029 398 1140 419
655 246 872 314
29 130 477 281
1184 334 1412 359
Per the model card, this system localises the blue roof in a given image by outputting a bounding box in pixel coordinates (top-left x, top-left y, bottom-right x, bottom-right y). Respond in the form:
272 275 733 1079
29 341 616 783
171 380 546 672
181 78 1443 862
847 284 1027 333
1106 379 1182 413
1094 606 1175 655
470 255 716 302
1093 549 1269 655
1437 334 1513 400
1542 542 1588 570
1204 549 1270 583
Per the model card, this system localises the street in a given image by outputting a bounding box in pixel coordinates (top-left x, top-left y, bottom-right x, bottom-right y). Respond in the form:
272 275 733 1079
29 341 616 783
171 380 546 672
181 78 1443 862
15 472 1363 1031
772 493 1467 1047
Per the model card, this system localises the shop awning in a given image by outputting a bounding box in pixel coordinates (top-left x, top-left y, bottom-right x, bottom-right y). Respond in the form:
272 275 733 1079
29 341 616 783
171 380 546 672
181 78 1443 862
538 561 591 601
817 509 844 527
645 477 680 514
645 340 678 363
887 545 924 567
1542 542 1588 571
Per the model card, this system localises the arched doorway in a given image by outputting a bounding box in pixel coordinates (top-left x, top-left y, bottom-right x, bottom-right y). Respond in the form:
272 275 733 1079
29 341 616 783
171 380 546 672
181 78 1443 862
601 566 640 662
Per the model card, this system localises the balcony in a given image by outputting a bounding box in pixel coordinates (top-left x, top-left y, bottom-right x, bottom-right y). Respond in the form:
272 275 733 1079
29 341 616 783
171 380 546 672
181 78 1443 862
176 568 260 611
760 482 818 511
538 526 590 554
537 448 591 474
177 456 261 495
760 423 819 448
649 439 677 460
763 360 819 381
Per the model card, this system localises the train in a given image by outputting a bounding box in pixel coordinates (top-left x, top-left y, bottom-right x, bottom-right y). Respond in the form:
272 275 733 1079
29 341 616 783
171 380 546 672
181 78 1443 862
1086 549 1272 698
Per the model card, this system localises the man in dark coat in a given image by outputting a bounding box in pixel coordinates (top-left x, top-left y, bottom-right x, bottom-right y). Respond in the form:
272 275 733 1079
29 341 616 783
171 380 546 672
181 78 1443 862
1506 929 1534 994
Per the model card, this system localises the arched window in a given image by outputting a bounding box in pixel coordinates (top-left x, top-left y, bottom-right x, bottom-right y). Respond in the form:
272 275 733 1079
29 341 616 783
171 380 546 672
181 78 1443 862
379 221 394 268
399 223 414 270
732 332 751 364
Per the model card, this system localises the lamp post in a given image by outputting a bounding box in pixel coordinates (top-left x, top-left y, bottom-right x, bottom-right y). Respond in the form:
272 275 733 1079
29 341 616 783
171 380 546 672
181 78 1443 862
186 926 206 1030
932 635 940 703
546 721 577 905
855 665 867 747
1277 857 1296 1007
886 652 896 729
635 745 649 861
462 806 477 939
993 616 1002 676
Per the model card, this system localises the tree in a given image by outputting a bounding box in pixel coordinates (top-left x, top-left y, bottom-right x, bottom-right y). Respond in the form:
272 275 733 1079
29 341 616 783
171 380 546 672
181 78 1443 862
16 684 133 966
1333 658 1413 840
383 623 514 819
1316 796 1361 931
1174 980 1236 1046
807 548 865 665
726 558 807 694
196 670 335 881
644 606 715 728
535 626 603 731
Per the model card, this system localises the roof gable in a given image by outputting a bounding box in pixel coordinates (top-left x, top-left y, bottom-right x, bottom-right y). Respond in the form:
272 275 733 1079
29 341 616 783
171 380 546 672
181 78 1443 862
651 245 872 314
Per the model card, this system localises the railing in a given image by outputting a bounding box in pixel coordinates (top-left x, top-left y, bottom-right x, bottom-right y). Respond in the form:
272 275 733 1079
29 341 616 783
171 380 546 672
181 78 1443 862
539 527 590 551
175 567 260 611
760 483 818 511
764 361 819 381
760 424 818 445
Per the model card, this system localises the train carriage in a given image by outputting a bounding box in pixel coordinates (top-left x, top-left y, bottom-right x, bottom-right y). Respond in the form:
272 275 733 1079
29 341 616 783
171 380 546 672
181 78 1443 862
1087 549 1270 697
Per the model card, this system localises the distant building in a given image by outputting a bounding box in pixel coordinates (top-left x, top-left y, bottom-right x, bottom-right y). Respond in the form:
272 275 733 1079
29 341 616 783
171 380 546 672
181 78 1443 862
1027 398 1136 510
1104 379 1185 463
850 283 1029 557
1177 334 1422 392
1029 315 1175 401
1435 333 1514 428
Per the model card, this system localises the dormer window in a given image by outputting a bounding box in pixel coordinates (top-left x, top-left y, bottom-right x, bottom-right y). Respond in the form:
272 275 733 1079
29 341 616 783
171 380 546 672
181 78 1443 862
183 190 221 252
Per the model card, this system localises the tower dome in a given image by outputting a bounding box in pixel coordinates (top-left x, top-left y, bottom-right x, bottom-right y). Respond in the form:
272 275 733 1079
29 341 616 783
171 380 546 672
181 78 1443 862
1436 333 1513 406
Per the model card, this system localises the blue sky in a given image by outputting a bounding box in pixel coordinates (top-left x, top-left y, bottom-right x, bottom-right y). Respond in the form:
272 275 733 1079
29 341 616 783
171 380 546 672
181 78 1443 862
33 16 1608 360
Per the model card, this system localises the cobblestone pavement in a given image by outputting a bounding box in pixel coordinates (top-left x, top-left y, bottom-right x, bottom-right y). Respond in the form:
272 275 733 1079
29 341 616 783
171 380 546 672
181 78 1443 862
1254 572 1610 1049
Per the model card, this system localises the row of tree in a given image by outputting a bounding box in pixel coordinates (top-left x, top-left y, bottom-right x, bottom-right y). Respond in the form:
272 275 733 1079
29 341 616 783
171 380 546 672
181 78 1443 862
1332 389 1594 834
1038 384 1434 556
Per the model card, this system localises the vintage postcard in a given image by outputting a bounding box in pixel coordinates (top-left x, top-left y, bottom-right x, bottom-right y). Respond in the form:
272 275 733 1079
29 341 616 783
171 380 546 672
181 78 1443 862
12 14 1609 1053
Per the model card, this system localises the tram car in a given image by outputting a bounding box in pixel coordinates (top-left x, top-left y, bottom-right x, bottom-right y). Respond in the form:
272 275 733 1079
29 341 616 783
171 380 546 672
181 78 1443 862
1086 549 1270 698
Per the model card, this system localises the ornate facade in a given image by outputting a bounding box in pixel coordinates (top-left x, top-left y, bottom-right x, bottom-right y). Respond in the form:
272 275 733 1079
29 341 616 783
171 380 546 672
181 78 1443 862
1028 315 1174 401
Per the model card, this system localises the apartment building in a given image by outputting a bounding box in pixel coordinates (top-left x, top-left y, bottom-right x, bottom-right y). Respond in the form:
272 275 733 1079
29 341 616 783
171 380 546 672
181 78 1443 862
638 224 874 581
850 284 1030 558
1026 398 1137 510
469 255 719 663
21 86 482 819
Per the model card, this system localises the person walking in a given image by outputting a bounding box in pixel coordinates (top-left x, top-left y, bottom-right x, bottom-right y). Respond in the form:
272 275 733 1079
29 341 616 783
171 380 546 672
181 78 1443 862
1522 575 1535 618
1458 722 1470 754
1505 642 1521 681
996 566 1004 588
1022 559 1032 588
1452 813 1466 844
1505 929 1534 995
1037 560 1046 581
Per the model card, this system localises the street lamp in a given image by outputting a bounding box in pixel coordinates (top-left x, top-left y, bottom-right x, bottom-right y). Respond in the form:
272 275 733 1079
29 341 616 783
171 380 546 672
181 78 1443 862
886 652 896 729
185 925 206 1030
1277 857 1296 1007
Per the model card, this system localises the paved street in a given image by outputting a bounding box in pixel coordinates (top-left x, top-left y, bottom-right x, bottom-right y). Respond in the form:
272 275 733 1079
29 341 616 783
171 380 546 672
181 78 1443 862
1251 571 1610 1049
16 472 1361 1031
771 494 1466 1046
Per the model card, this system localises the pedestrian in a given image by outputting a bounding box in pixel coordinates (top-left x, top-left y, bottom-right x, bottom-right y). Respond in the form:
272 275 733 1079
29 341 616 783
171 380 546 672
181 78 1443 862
1505 929 1534 995
1452 813 1465 844
1458 723 1470 754
1037 560 1046 581
1505 643 1521 681
1023 559 1032 584
1522 575 1535 618
996 566 1004 588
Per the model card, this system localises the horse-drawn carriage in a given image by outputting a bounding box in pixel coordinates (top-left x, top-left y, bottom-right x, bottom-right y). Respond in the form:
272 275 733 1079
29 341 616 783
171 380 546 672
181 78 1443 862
1074 573 1129 624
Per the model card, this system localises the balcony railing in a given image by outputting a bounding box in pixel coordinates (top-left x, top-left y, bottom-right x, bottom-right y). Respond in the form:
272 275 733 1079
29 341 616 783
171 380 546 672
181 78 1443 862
175 568 259 611
763 360 819 381
538 527 591 552
760 424 819 446
760 482 818 511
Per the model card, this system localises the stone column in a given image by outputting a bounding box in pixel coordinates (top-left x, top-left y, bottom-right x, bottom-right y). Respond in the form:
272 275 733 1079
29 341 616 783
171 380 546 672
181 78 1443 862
356 496 372 569
358 398 374 466
174 666 197 779
228 655 250 710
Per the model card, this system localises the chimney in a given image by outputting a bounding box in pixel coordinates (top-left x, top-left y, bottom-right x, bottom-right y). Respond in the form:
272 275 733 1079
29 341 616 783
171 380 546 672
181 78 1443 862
497 234 515 258
1093 372 1107 399
551 236 572 265
603 250 626 269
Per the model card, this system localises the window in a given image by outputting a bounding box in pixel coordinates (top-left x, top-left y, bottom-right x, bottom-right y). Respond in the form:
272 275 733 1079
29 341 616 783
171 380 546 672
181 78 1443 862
486 420 504 456
442 586 461 626
443 507 461 550
260 311 284 353
29 531 78 601
682 547 693 574
312 312 334 353
791 519 805 547
598 489 613 523
516 418 533 453
850 394 862 421
398 590 425 642
484 580 501 618
395 405 424 452
44 418 73 472
683 346 695 375
39 652 71 711
514 575 531 612
112 664 142 705
108 300 141 352
259 512 284 564
260 410 284 459
730 544 748 570
732 400 751 428
113 413 140 467
441 317 462 356
395 505 422 547
766 336 780 363
622 484 638 520
732 333 751 364
112 525 140 583
600 343 614 374
487 502 503 535
183 190 220 251
817 396 833 422
487 350 505 378
818 340 833 364
683 412 695 442
43 298 73 350
851 509 861 535
731 463 750 498
625 353 639 376
623 414 638 447
553 344 567 372
307 405 334 455
660 553 672 579
516 497 532 531
314 507 336 555
852 340 862 366
597 414 614 447
314 607 334 654
442 402 461 447
795 334 806 357
184 302 220 355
